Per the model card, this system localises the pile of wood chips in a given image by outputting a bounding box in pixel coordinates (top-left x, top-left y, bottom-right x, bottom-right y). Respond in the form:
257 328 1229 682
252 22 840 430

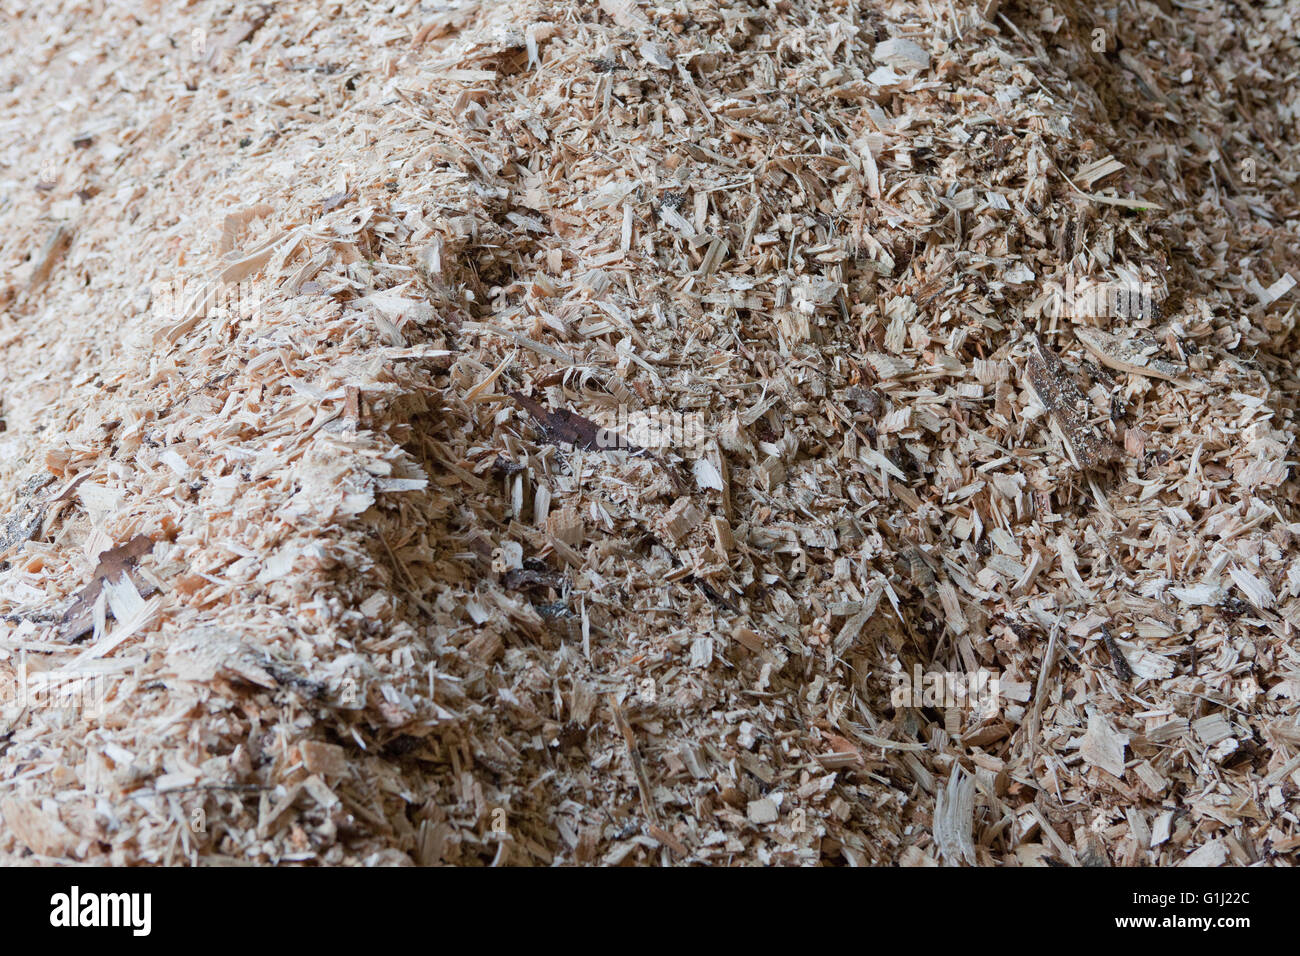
1 0 1298 865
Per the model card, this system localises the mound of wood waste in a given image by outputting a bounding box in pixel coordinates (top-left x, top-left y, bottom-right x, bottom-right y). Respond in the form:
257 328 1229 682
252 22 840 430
1 0 1298 866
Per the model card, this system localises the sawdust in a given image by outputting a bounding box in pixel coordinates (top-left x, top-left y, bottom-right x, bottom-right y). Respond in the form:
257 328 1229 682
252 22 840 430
1 0 1299 866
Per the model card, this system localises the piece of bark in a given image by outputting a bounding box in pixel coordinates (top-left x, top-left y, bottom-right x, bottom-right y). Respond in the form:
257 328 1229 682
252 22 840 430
59 534 155 642
509 391 643 455
1024 336 1122 470
1099 624 1133 682
1075 326 1205 389
28 224 72 290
